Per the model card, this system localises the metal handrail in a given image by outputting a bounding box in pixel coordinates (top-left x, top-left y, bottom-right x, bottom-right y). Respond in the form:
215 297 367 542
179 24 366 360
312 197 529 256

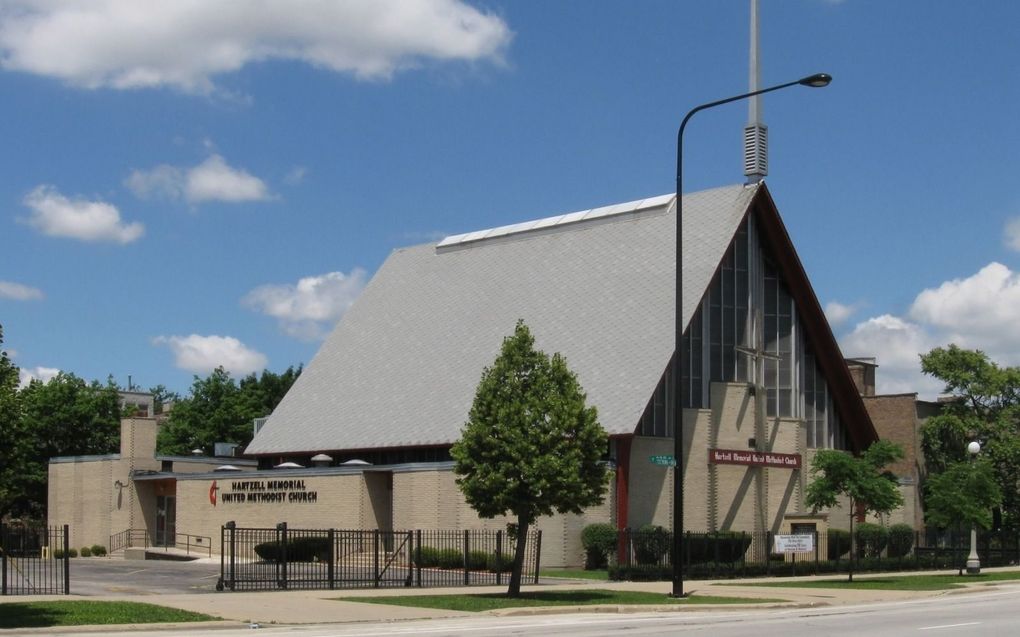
109 529 211 558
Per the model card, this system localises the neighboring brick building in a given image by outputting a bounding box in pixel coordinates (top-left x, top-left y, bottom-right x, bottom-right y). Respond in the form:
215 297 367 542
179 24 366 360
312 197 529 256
49 183 881 566
846 358 942 529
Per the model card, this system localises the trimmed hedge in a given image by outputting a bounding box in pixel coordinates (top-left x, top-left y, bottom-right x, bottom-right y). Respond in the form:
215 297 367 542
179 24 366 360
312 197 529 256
828 529 850 560
633 525 670 565
581 523 617 570
686 532 752 564
887 524 914 558
80 546 92 557
856 523 888 558
413 546 513 572
254 536 331 562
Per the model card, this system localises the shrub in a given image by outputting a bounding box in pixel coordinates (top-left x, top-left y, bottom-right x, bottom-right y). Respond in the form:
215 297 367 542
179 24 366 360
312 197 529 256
632 525 670 566
413 546 465 569
466 550 490 571
436 548 463 569
253 536 331 562
67 548 78 558
413 546 440 568
486 552 513 573
52 548 64 559
80 546 92 557
686 532 752 564
855 523 889 558
90 544 107 557
581 523 617 569
827 529 850 560
887 524 914 558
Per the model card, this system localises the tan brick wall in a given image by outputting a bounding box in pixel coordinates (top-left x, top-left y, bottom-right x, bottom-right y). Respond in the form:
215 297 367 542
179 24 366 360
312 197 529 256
47 418 164 551
628 437 673 529
175 472 366 543
627 383 810 536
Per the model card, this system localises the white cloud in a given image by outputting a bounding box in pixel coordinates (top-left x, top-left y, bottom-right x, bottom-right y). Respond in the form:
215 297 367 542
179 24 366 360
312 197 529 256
0 281 44 301
0 0 512 94
908 262 1020 361
824 300 856 327
283 166 307 186
840 314 941 396
20 185 144 244
186 155 270 203
1003 218 1020 252
837 262 1020 398
153 334 268 376
124 164 183 200
242 270 367 340
126 154 271 204
18 365 60 389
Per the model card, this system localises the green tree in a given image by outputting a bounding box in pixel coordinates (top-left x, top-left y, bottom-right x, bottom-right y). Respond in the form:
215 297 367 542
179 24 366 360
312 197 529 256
924 458 1002 531
147 384 181 415
17 371 122 517
0 325 29 519
450 320 609 597
920 345 1020 531
156 366 300 456
805 440 904 581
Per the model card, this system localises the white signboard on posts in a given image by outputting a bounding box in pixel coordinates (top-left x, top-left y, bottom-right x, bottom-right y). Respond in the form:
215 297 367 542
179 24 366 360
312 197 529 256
773 533 815 553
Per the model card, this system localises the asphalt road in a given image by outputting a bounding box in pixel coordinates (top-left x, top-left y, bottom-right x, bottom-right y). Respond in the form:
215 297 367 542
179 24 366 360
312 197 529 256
67 558 223 596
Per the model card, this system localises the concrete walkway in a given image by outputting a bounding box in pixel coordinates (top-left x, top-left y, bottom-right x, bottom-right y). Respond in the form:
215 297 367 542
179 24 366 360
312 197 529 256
2 566 1016 630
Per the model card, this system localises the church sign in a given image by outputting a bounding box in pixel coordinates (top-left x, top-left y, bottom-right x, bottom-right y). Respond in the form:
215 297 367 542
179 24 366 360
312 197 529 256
210 479 319 506
708 448 801 469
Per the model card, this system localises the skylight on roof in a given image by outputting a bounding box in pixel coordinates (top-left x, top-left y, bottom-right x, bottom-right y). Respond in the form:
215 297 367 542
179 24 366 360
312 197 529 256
436 193 674 250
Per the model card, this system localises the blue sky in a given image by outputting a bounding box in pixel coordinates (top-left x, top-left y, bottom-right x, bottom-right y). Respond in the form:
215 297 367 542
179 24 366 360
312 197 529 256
1 0 1019 398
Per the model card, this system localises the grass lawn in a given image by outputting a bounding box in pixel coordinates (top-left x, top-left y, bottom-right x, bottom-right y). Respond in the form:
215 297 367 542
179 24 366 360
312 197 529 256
539 568 609 580
0 601 218 629
339 589 784 611
738 570 1020 592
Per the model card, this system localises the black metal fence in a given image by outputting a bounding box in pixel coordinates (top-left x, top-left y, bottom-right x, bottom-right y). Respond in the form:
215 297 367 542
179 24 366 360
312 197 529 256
218 523 542 591
1 522 70 595
613 527 1020 580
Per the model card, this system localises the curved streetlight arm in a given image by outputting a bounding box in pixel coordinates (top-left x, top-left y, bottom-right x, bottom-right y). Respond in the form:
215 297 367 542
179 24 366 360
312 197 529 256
670 72 831 599
676 75 829 184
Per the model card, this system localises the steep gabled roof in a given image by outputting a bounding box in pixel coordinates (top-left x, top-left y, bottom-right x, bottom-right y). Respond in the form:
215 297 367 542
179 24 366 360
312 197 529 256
247 184 757 455
246 182 877 456
751 187 878 451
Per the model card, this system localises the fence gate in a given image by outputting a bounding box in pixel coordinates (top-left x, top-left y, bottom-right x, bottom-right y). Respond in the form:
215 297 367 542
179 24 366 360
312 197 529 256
1 522 70 595
218 523 542 592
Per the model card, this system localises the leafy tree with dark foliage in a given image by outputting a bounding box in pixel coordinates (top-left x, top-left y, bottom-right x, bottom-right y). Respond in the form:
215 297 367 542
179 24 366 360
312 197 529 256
920 345 1018 532
156 366 300 456
0 325 29 519
15 372 122 517
451 321 608 597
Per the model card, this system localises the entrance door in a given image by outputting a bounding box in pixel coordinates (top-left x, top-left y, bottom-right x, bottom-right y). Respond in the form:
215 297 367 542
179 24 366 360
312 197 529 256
155 496 177 547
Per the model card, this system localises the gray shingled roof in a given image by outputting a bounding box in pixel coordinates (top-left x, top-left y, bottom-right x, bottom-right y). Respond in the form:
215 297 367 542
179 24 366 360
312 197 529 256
246 183 760 455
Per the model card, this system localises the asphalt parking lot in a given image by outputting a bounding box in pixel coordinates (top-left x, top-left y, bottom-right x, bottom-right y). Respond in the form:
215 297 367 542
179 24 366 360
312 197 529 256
66 558 222 596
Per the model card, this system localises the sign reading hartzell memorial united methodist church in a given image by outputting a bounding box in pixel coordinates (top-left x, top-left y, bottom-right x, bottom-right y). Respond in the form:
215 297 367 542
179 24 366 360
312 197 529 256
708 449 801 469
211 479 319 506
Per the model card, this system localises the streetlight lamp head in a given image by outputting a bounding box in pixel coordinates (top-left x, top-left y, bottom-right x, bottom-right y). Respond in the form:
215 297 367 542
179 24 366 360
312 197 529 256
799 73 832 88
967 441 981 456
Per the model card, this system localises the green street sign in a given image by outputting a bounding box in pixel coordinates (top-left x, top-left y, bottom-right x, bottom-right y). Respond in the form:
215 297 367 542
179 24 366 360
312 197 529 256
648 455 676 467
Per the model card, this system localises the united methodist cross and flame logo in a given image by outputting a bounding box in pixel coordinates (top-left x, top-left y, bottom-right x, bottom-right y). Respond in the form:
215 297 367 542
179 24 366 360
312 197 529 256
209 480 218 506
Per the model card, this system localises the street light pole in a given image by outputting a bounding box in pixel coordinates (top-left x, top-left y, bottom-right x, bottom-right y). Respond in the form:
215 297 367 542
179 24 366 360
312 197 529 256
966 440 981 575
670 73 831 598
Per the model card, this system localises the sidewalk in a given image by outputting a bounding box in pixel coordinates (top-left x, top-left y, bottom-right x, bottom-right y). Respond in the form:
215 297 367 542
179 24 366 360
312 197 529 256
6 567 1013 629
